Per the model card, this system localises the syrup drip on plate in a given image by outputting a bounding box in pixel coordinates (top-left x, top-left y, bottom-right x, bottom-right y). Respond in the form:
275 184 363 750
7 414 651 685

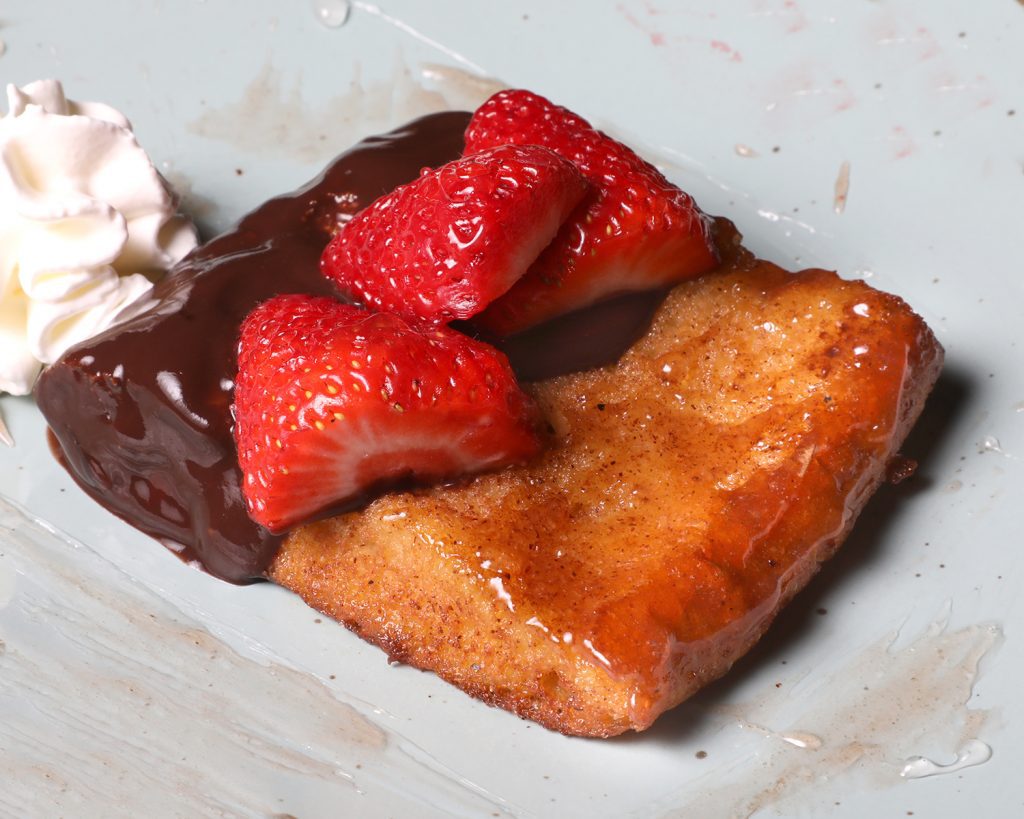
313 0 351 28
900 739 993 779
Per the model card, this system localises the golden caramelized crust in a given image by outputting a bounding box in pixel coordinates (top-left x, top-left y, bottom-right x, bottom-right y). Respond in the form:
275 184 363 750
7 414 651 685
270 242 943 737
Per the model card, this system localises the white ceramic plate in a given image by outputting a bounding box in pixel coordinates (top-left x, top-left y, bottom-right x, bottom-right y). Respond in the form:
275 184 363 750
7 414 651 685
2 1 1022 816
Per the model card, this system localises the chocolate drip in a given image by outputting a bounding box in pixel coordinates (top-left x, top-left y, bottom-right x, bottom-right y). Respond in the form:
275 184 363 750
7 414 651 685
35 111 670 582
480 289 669 382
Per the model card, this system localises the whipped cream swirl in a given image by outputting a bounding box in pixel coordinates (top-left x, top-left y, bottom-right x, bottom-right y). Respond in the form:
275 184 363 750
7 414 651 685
0 80 198 395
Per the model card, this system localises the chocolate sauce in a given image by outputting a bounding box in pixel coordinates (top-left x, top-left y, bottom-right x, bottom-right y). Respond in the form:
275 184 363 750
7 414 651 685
35 111 670 583
486 288 669 382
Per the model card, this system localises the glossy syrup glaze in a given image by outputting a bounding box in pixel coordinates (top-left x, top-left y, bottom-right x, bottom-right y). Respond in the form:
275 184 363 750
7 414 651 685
35 112 671 583
271 247 944 735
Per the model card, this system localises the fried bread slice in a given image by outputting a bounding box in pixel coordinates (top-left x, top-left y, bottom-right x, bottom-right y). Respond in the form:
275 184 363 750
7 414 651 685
270 235 943 737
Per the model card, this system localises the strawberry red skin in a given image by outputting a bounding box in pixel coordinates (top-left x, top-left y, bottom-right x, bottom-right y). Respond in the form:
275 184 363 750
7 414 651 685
320 143 588 326
464 89 719 336
233 295 542 532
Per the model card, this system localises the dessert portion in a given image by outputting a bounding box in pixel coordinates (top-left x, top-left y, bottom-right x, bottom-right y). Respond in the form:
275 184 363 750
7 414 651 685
0 80 196 396
273 245 941 736
36 92 942 736
239 94 723 538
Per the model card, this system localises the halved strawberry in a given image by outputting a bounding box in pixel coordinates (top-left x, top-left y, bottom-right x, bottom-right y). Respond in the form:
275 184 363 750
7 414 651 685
320 143 588 326
233 295 542 532
464 89 720 336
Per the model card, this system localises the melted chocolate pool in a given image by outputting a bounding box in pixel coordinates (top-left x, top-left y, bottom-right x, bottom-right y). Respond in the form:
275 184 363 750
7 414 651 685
36 112 672 583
